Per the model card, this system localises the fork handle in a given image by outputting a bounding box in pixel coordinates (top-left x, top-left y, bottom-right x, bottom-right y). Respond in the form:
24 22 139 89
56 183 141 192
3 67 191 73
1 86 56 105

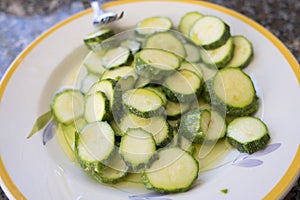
90 0 105 16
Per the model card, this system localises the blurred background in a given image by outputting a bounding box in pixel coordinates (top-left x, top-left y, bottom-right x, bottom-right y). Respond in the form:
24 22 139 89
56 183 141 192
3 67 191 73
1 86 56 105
0 0 299 199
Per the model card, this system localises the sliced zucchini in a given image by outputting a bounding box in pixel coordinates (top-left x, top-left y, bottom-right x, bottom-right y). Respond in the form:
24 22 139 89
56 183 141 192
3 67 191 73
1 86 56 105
211 67 258 116
226 116 270 154
190 16 230 50
135 48 180 80
122 88 165 118
51 89 85 125
135 16 172 36
143 32 186 59
83 51 106 74
179 62 203 78
163 69 202 103
84 91 111 123
165 100 190 120
80 73 100 94
75 121 115 171
178 11 204 37
102 46 132 69
179 109 211 143
200 37 234 68
225 35 253 68
101 66 138 92
83 28 114 50
142 147 199 193
87 79 122 116
184 43 201 63
178 135 195 155
120 39 141 54
205 109 226 142
144 87 167 105
91 150 128 184
134 76 152 88
59 118 87 151
119 112 171 146
119 128 156 170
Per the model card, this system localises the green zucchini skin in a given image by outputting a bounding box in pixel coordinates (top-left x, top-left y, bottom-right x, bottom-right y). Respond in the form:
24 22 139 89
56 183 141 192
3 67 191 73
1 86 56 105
163 70 203 103
226 117 270 154
204 68 259 116
225 35 254 69
178 109 211 143
51 89 85 125
134 48 181 81
83 28 115 50
228 133 270 154
141 147 199 193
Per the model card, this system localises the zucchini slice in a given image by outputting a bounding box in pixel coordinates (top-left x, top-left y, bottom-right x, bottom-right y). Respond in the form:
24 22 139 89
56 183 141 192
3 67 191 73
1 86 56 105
165 100 190 120
179 109 211 143
51 89 85 125
163 69 202 103
179 62 203 78
119 128 156 170
101 66 138 92
87 79 122 116
135 48 180 80
120 39 141 54
211 67 258 116
102 46 132 69
122 88 164 118
83 51 106 74
84 91 111 123
226 116 270 154
135 16 173 36
59 118 87 151
144 87 167 105
143 32 186 59
178 11 204 37
205 109 227 142
189 16 230 50
91 150 129 184
80 73 100 94
184 43 201 63
142 147 199 193
75 121 115 171
200 37 234 68
119 112 171 146
83 28 114 50
225 35 253 68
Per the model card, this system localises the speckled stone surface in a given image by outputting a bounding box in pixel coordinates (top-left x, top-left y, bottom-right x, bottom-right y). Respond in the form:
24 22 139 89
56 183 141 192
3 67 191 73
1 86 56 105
0 0 299 199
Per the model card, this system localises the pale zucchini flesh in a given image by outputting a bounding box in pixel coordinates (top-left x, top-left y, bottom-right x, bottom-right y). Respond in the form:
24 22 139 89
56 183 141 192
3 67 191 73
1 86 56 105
226 116 270 154
119 128 156 170
179 109 211 143
84 91 110 123
225 35 253 68
211 67 258 116
135 48 180 80
190 16 230 50
75 121 115 171
200 37 234 68
142 147 199 193
143 31 186 59
163 69 202 103
122 88 165 118
178 11 204 37
101 46 132 69
135 16 173 36
51 89 85 125
118 112 171 146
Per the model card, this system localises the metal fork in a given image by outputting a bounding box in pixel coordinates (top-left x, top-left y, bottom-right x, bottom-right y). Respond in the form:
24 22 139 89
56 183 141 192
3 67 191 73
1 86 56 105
88 0 124 26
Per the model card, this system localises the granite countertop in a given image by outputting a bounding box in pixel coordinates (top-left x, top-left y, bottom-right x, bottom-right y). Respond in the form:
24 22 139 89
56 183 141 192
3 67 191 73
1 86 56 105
0 0 299 199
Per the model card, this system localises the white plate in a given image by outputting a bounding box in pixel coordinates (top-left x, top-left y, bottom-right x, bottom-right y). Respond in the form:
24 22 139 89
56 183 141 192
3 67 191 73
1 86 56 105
0 1 299 199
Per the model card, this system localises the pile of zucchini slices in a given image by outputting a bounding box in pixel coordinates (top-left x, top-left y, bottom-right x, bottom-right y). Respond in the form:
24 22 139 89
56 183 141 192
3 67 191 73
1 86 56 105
50 11 270 193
